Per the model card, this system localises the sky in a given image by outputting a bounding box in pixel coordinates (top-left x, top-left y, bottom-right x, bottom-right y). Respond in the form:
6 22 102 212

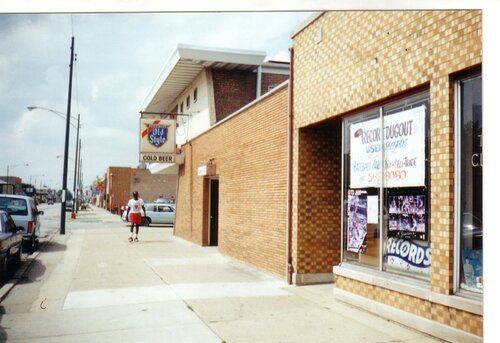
0 11 312 189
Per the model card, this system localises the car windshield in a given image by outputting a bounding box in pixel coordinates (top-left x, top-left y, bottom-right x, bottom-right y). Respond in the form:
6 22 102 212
0 197 28 216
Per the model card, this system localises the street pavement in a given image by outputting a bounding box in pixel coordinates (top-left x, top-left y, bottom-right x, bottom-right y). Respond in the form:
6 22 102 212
0 204 444 342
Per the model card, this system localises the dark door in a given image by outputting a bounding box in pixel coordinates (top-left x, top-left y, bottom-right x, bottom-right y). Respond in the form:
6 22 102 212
209 179 219 246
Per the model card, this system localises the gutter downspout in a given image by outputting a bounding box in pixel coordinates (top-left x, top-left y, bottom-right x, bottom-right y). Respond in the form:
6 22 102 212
286 47 294 285
256 65 262 99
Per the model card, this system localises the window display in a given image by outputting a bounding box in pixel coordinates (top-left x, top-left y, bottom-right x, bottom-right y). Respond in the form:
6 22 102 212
388 194 426 239
458 73 482 293
342 91 430 278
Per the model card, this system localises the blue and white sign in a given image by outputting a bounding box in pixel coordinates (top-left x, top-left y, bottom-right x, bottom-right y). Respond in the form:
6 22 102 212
385 237 431 275
148 124 168 147
140 118 176 162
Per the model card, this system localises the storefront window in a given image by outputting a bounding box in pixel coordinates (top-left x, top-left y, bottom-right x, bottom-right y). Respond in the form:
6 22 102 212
343 110 381 269
458 74 482 293
342 91 430 279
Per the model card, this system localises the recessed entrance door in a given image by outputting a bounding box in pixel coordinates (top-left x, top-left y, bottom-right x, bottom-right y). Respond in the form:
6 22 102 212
209 179 219 246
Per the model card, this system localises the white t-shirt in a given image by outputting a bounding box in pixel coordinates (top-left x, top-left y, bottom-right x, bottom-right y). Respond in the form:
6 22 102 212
127 198 144 214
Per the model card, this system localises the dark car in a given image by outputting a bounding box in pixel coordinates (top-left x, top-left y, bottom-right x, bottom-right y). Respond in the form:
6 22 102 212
0 210 23 279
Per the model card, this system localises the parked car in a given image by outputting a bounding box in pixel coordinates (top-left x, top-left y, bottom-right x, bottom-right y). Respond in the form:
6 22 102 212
47 199 54 205
0 210 23 279
66 200 74 212
0 194 43 250
121 203 175 226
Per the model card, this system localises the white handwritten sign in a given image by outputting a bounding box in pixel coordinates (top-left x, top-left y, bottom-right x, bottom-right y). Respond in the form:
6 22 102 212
350 106 426 188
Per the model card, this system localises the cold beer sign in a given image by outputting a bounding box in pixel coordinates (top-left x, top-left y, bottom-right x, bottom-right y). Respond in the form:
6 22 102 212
139 118 176 163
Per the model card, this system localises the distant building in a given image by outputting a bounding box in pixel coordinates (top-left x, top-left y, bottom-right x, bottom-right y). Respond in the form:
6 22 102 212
104 166 177 213
0 176 23 194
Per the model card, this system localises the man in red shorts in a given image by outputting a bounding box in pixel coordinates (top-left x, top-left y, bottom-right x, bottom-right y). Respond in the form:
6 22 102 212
125 191 146 242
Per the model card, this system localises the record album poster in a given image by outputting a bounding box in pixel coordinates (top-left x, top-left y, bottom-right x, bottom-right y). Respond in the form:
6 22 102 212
388 194 426 239
347 190 368 253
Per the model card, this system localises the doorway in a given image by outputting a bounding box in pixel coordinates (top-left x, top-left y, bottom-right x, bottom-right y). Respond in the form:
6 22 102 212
209 178 219 246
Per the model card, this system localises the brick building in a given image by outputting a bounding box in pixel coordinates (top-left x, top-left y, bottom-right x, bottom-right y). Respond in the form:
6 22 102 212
105 166 177 213
141 44 289 176
139 13 483 341
175 83 289 276
291 11 482 342
0 176 23 194
141 44 290 276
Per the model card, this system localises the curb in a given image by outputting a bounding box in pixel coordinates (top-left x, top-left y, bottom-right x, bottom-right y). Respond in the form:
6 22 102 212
0 231 58 303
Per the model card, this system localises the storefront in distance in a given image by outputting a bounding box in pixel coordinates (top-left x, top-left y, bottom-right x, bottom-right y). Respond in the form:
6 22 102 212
291 11 482 342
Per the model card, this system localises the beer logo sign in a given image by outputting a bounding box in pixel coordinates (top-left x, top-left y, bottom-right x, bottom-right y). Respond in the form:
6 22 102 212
146 123 170 147
140 117 176 161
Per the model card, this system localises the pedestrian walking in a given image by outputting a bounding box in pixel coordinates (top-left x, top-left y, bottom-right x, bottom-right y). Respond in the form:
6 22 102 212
126 191 146 242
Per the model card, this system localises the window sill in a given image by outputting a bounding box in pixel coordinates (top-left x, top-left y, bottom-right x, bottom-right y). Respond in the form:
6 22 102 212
333 263 483 316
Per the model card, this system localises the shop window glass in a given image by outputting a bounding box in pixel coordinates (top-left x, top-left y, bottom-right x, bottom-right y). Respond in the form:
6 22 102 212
458 74 482 293
342 91 430 279
343 110 381 269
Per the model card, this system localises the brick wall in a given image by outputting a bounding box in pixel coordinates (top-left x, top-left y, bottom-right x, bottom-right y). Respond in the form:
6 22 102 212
130 169 177 204
261 73 289 96
292 11 482 337
175 84 289 276
106 167 177 212
212 69 257 122
106 167 132 212
295 125 342 276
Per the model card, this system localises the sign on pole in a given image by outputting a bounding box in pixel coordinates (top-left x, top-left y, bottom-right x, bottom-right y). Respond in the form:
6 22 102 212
139 117 176 163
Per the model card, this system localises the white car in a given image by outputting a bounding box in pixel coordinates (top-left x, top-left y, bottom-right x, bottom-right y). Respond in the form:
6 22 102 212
121 203 175 226
0 194 43 250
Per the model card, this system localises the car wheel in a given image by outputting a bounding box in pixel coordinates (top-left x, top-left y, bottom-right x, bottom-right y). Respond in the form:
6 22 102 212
141 217 151 227
14 244 22 263
0 255 8 281
30 235 36 252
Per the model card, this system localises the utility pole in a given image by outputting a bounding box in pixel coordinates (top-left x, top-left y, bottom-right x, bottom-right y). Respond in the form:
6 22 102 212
60 36 74 235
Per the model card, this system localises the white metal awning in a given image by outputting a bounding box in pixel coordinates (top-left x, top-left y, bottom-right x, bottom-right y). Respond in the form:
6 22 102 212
139 44 266 114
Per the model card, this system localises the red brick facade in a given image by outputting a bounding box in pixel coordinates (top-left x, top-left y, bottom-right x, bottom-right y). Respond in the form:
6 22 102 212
212 69 258 122
212 69 289 123
261 73 289 95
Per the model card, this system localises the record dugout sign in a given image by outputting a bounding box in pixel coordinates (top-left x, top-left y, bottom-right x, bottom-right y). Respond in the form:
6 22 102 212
139 117 176 163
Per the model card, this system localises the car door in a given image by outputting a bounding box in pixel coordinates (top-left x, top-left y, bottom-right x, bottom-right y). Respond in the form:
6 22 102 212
3 214 21 255
147 205 159 224
0 213 13 253
157 205 174 224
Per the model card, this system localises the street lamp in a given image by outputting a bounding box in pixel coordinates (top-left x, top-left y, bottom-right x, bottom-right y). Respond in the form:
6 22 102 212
6 163 29 194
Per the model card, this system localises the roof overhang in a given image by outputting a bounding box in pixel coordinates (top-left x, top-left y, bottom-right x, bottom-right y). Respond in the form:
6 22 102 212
139 44 267 114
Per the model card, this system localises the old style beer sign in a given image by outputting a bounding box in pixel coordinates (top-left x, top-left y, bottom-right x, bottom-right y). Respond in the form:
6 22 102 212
139 118 176 163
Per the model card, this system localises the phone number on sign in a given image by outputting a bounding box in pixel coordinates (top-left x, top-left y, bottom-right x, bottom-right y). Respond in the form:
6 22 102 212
368 170 407 182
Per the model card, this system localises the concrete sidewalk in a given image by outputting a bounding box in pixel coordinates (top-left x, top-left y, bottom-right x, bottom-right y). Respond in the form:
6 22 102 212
0 205 443 342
